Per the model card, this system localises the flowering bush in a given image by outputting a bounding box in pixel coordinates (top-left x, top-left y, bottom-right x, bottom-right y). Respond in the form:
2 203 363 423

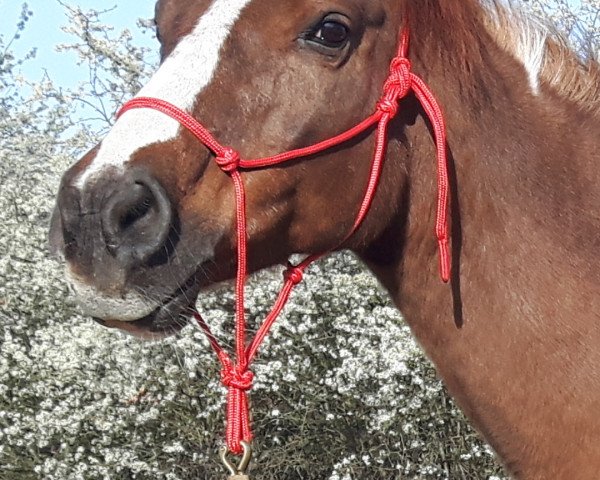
1 249 506 479
1 1 597 479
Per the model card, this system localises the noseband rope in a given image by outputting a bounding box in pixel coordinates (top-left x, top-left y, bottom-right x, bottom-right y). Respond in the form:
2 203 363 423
118 28 450 458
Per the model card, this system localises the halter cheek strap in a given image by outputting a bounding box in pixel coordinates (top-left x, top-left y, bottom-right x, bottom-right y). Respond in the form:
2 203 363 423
117 27 450 456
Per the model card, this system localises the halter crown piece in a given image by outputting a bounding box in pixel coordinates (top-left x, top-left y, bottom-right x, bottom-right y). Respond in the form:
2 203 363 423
117 28 450 459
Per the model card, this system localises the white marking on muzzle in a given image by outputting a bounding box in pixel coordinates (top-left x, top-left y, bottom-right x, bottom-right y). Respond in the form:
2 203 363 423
75 0 253 188
66 270 159 321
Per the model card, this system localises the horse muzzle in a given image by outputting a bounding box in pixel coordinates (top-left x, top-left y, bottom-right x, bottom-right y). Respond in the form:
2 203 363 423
49 164 203 335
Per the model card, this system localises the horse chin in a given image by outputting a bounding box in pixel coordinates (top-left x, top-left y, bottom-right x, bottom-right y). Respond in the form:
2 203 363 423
93 279 202 340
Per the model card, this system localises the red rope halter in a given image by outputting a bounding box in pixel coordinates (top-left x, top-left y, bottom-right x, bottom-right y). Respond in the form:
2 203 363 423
117 28 450 456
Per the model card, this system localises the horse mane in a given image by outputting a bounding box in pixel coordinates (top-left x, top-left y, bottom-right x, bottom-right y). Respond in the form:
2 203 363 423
481 0 600 113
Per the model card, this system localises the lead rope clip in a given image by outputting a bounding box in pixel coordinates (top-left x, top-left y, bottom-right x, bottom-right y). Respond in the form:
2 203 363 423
220 441 252 479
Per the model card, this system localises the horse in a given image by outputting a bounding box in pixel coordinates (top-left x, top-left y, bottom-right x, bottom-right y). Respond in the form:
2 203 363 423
49 0 600 478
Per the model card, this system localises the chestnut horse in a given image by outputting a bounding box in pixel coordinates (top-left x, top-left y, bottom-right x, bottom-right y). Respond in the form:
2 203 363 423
50 0 600 478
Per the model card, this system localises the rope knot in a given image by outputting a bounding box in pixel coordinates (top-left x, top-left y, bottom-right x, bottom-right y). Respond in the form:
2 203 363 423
377 56 412 116
221 365 254 392
216 147 241 173
377 97 399 116
284 264 304 285
390 56 411 75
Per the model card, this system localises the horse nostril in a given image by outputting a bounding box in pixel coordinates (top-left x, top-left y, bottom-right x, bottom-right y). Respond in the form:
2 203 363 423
114 183 154 231
102 170 173 266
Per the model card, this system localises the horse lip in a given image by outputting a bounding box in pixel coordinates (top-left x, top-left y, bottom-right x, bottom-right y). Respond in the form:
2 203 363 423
94 276 201 338
48 205 65 260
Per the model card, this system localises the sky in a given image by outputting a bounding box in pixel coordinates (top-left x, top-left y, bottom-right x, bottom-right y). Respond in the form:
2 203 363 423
0 0 158 89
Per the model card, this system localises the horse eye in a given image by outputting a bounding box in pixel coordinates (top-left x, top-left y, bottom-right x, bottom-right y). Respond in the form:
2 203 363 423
315 21 348 47
306 18 350 50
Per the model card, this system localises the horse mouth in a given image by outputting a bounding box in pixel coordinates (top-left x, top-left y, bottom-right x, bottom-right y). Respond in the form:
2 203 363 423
94 277 201 339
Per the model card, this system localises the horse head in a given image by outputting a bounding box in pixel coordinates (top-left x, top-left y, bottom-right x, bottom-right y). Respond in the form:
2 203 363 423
50 0 424 337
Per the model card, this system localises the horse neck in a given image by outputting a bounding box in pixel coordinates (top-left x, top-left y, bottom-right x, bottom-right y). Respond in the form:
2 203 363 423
360 9 600 476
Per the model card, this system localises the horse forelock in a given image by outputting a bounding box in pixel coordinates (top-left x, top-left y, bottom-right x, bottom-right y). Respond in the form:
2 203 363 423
75 0 254 188
480 0 600 112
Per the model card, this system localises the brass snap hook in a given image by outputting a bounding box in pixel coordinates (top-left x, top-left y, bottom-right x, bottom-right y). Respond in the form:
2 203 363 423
220 441 252 479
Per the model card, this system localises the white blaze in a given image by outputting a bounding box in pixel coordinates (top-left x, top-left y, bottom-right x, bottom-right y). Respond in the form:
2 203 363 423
70 0 252 322
76 0 253 188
